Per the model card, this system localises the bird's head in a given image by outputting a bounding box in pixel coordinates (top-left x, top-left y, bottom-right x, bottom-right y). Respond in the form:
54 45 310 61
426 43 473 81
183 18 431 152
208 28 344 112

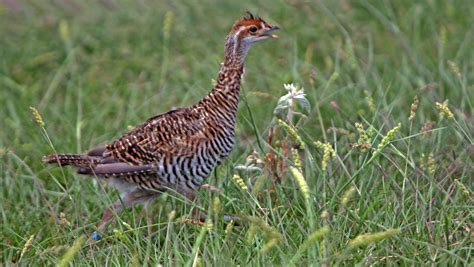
231 12 280 44
224 12 279 64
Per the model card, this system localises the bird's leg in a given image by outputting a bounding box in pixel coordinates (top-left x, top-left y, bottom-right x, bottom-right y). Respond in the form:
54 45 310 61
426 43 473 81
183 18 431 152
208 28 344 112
181 189 236 224
200 183 221 193
182 190 208 222
141 197 159 235
98 192 141 231
98 198 125 232
146 209 153 235
97 190 159 234
136 206 154 235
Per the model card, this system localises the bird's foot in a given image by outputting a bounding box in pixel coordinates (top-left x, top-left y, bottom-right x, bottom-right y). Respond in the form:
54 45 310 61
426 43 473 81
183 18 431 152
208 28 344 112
200 184 221 193
91 231 102 241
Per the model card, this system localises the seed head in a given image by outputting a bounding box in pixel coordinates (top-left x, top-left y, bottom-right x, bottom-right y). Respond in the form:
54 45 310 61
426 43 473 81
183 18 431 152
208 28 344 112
277 119 305 149
364 90 376 113
289 166 310 201
454 179 471 198
163 11 174 40
232 174 248 191
320 209 330 220
376 123 401 152
59 212 71 227
439 26 447 49
314 141 336 171
261 237 282 254
435 100 454 119
421 153 436 177
447 60 461 78
122 221 133 231
20 234 35 260
353 122 371 151
301 225 330 250
409 95 419 121
225 220 234 235
341 186 356 207
29 106 45 128
168 210 176 221
213 197 221 216
420 121 436 137
58 235 86 267
349 229 400 248
58 20 70 47
291 148 302 170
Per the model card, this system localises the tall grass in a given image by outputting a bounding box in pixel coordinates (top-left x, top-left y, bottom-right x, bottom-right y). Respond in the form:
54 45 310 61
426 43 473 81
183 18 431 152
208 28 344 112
1 0 472 265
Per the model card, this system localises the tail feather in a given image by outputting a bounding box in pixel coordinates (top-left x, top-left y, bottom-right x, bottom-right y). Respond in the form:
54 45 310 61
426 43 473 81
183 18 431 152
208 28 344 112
78 163 156 177
43 153 100 167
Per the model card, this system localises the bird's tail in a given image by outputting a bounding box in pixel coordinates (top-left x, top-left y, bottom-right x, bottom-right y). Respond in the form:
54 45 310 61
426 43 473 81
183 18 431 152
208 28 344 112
43 153 100 167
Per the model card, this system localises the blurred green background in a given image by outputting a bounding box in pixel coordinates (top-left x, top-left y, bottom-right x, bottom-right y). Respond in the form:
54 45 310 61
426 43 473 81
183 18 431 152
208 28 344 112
1 0 472 265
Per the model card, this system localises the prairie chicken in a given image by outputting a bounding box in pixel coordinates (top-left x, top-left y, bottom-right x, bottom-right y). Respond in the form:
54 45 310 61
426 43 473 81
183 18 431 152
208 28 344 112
43 12 279 231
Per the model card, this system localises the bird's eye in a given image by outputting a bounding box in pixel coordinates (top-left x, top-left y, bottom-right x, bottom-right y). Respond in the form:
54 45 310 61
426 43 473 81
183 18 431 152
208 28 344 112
249 26 258 33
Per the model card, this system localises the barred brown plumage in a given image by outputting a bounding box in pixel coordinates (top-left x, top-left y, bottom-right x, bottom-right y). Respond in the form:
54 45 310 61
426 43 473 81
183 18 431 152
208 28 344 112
43 12 279 231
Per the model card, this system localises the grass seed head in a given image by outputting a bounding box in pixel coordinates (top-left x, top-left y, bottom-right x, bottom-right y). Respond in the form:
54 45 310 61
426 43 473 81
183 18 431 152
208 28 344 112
354 122 371 151
225 220 234 235
421 153 436 177
439 26 447 49
409 95 419 121
113 228 128 243
328 71 339 84
314 141 336 171
345 39 357 69
447 60 461 78
436 100 454 119
59 212 71 227
168 210 176 221
261 237 282 254
29 107 45 128
232 174 248 191
246 223 257 243
427 153 436 177
204 219 214 230
326 127 350 136
376 123 401 152
304 225 330 248
277 119 305 149
122 221 133 231
291 147 302 170
420 121 436 137
364 90 376 113
58 235 86 267
251 175 267 195
245 216 283 240
163 11 174 40
20 234 35 260
320 209 330 220
58 20 70 47
454 179 471 198
289 166 310 201
349 229 400 248
213 197 221 216
341 186 356 207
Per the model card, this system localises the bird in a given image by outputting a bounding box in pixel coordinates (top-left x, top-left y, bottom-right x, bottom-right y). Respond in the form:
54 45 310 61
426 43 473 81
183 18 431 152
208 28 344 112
43 12 279 231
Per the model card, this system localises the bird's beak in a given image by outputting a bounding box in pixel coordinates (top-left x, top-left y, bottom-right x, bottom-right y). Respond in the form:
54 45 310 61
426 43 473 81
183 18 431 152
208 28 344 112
261 25 280 39
270 25 280 31
251 24 280 43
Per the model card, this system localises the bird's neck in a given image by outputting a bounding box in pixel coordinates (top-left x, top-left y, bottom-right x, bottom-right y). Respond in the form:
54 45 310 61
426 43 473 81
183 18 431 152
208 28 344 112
196 37 247 121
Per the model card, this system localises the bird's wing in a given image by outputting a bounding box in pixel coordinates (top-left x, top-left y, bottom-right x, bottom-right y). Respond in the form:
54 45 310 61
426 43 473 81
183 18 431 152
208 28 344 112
103 107 210 166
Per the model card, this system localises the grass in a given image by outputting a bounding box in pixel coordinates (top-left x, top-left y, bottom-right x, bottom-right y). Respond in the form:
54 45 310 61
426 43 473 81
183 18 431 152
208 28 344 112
1 0 473 265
